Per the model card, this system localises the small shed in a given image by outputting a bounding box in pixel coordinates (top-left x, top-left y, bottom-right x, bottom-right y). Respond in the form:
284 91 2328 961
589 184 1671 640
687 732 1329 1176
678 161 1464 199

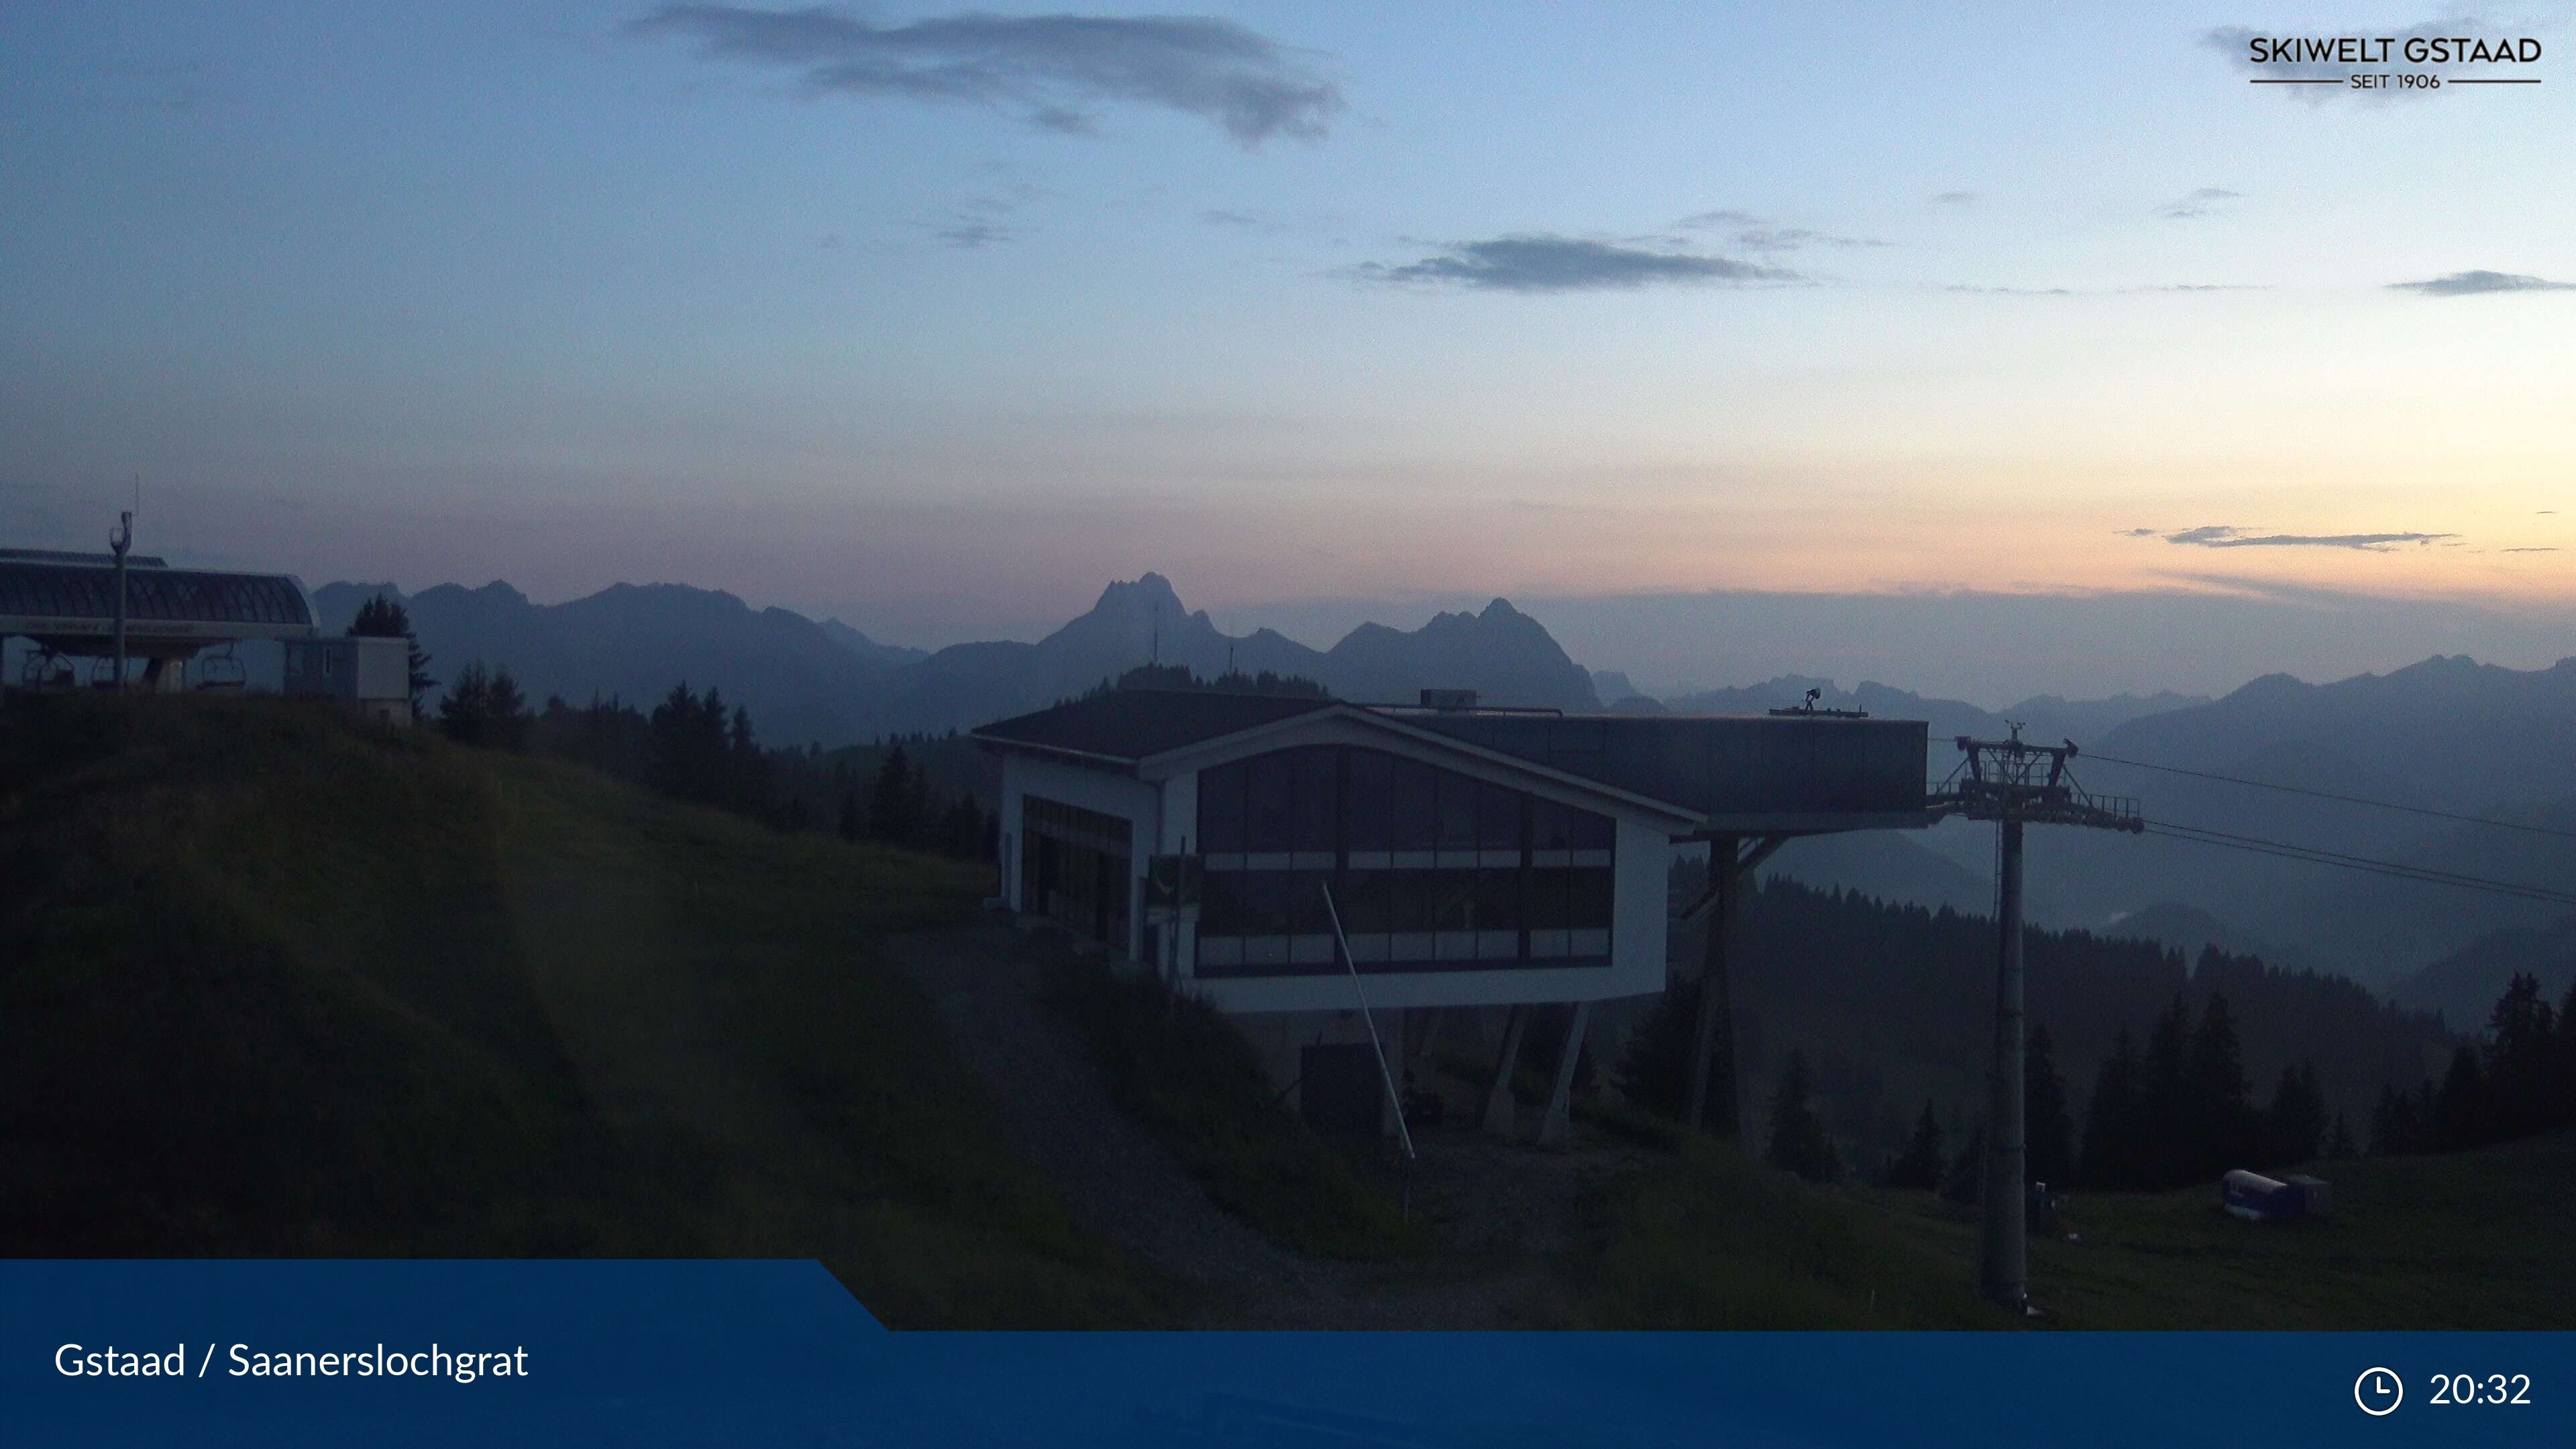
283 635 411 726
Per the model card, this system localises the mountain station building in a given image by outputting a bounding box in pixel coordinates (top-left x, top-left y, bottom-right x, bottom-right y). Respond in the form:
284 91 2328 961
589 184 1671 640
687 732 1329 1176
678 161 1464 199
974 688 1934 1140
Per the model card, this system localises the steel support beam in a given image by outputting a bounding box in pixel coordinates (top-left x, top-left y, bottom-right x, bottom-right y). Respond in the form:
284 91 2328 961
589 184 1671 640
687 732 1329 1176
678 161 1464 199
1978 818 2029 1311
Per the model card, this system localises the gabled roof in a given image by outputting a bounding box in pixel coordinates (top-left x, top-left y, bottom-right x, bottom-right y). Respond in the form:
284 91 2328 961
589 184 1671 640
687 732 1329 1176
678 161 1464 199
973 689 1334 763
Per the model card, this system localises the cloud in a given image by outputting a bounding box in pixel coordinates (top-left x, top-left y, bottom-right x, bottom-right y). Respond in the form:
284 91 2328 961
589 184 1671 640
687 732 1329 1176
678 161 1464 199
2149 525 2457 551
627 5 1342 145
1931 191 1978 206
1675 209 1760 229
1674 211 1886 252
2387 270 2576 297
2502 546 2559 553
1350 235 1804 292
2157 186 2243 219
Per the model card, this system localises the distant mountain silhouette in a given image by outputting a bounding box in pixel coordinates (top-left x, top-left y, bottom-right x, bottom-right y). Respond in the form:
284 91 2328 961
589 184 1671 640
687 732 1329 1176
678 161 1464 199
2390 914 2576 1027
817 618 928 669
862 574 1598 735
1751 828 1992 916
313 572 1599 747
1664 675 2206 746
313 580 906 749
2023 655 2576 985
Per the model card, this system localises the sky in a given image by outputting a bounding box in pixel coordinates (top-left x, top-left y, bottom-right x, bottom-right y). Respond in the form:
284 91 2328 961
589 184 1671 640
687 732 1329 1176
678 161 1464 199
3 3 2571 701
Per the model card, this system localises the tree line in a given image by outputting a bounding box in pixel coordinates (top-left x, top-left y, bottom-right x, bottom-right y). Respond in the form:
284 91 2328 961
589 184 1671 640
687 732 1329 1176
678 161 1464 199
2368 972 2575 1157
1618 872 2471 1187
366 584 993 861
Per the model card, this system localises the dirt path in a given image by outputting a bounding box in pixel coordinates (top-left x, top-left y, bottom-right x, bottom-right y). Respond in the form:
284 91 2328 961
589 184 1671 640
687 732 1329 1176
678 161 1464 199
885 923 1648 1328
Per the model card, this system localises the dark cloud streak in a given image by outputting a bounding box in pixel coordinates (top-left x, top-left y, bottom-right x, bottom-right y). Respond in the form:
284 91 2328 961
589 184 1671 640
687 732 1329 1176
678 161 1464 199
627 5 1342 145
2388 270 2576 297
1350 235 1803 293
2149 525 2456 552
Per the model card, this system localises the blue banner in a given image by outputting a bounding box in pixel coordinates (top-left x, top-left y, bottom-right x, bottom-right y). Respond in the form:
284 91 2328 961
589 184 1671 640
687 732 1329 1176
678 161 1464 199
4 1260 2567 1446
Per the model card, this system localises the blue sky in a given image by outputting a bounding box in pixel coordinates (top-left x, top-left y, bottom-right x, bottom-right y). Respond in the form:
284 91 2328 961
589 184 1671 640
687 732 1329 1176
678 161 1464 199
3 3 2570 697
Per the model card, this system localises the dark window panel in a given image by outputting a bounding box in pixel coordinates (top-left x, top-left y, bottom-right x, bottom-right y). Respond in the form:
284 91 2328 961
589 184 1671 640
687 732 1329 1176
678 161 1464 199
1346 749 1394 852
1246 752 1294 850
1291 747 1336 853
1569 869 1613 929
1393 757 1439 851
1479 781 1524 851
1198 761 1247 854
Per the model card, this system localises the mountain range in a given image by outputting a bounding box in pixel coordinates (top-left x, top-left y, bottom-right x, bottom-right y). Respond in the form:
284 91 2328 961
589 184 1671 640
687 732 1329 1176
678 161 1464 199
312 572 1599 748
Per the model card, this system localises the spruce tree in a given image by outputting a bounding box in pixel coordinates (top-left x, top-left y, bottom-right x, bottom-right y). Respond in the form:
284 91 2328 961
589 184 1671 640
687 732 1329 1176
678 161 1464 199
2432 1045 2489 1152
2186 994 2257 1180
1884 1098 1945 1190
2325 1111 2357 1160
1764 1049 1839 1183
1941 1124 1984 1205
2080 1028 2141 1189
2264 1060 2327 1167
2025 1025 2076 1189
869 745 922 845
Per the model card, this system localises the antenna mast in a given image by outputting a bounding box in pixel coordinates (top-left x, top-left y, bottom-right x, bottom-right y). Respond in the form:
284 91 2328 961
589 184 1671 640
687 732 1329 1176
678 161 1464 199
1933 726 2141 1313
108 507 135 692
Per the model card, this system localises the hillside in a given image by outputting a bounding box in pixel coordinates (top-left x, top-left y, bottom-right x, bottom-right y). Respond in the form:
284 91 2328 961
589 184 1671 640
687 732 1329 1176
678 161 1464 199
0 696 1160 1327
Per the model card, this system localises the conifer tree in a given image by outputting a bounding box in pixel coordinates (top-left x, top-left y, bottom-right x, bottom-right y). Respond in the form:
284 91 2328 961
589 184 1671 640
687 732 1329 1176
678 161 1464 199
2025 1025 2076 1188
1764 1049 1839 1183
1884 1098 1945 1190
2080 1028 2141 1189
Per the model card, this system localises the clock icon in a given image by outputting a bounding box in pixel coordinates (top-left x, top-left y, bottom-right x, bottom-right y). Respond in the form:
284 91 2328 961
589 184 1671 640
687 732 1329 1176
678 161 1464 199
2355 1367 2404 1416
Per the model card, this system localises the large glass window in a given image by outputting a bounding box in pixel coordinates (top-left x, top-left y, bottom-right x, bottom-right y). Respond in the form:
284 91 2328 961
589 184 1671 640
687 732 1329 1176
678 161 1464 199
1192 745 1617 979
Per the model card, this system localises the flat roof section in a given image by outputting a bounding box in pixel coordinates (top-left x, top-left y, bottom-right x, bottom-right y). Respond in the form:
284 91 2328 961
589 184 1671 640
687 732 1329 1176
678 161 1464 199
1402 710 1930 830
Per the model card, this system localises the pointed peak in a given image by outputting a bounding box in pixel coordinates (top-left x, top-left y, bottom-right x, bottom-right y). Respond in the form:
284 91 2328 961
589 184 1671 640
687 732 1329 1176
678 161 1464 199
1090 572 1187 614
1480 597 1523 619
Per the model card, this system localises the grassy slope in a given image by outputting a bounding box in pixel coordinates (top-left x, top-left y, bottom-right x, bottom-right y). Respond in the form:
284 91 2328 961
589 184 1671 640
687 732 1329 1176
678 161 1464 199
0 695 1163 1327
1040 945 1421 1261
1873 1132 2576 1328
1572 1131 2576 1330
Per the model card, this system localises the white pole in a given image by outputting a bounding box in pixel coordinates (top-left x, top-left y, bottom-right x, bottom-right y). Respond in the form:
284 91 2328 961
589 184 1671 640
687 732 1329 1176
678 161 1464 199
1319 881 1415 1162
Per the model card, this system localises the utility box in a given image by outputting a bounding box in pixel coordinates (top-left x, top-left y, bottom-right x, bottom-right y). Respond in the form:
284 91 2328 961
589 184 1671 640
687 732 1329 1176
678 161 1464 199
284 635 411 726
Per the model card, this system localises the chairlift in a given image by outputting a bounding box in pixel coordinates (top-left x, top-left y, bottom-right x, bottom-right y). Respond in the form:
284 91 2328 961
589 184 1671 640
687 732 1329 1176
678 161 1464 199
199 647 248 691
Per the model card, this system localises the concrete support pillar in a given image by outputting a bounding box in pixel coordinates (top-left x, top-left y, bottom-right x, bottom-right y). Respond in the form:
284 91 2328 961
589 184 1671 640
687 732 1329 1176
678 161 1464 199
1481 1004 1527 1139
1536 1001 1593 1149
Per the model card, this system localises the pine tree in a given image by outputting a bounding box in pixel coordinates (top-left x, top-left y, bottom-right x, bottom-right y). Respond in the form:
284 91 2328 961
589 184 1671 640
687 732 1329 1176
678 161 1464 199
438 662 493 745
2432 1045 2489 1152
2186 993 2257 1180
1883 1098 1945 1190
485 665 531 751
2369 1084 2411 1157
1941 1124 1984 1205
869 744 923 845
2325 1111 2357 1160
2138 994 2194 1187
2080 1028 2141 1189
837 789 863 844
2264 1059 2327 1167
1764 1049 1839 1183
2483 973 2557 1142
2025 1025 2076 1188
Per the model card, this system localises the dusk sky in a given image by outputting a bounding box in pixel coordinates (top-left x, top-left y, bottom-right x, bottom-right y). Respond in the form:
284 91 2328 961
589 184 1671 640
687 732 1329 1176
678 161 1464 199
5 3 2570 700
